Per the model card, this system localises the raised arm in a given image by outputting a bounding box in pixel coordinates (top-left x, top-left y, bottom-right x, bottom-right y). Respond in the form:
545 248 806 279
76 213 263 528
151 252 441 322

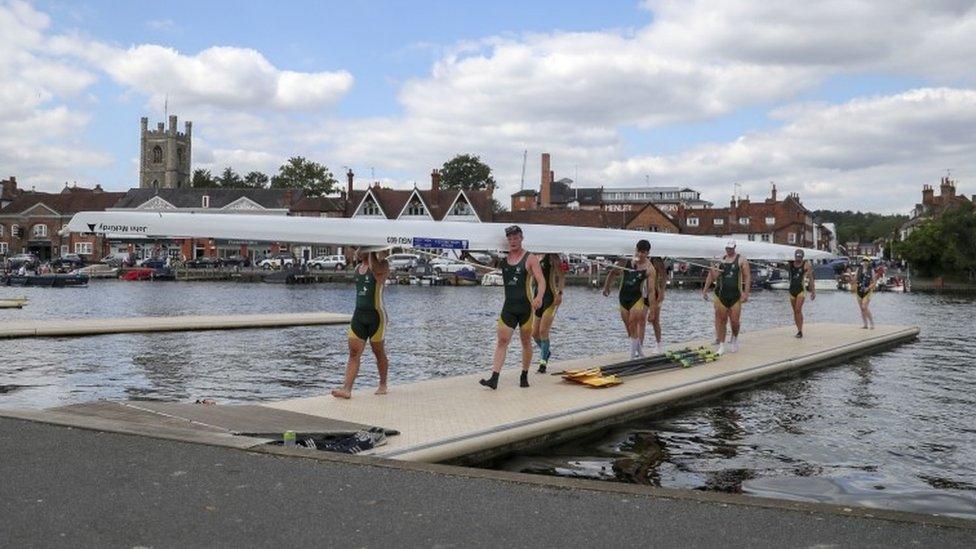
368 251 390 281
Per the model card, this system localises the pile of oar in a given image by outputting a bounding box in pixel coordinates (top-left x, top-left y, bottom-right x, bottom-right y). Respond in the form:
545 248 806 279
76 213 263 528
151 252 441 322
554 347 719 388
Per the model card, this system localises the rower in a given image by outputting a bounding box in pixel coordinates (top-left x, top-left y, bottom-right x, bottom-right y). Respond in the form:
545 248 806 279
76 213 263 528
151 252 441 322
603 240 656 358
461 225 545 389
641 256 668 353
702 240 750 355
331 248 391 399
786 249 816 338
847 256 880 329
531 253 565 374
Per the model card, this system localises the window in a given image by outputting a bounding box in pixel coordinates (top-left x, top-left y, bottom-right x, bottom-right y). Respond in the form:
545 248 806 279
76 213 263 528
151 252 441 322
739 217 750 225
0 224 4 237
361 198 381 216
713 218 725 226
32 224 48 238
788 232 797 244
748 234 756 241
687 217 699 227
761 234 771 242
61 245 69 256
152 180 159 189
765 216 775 225
152 146 163 163
202 195 210 208
0 242 7 255
75 242 93 255
11 224 20 238
177 147 184 165
451 200 472 216
406 199 426 216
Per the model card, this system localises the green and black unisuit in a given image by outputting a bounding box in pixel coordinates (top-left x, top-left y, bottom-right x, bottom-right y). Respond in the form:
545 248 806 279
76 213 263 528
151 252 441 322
534 254 558 318
855 266 874 301
499 252 533 329
348 266 386 342
618 260 647 312
714 255 742 309
788 261 807 298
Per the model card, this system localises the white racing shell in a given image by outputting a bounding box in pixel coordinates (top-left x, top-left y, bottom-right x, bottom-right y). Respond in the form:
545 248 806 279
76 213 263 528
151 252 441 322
66 211 832 260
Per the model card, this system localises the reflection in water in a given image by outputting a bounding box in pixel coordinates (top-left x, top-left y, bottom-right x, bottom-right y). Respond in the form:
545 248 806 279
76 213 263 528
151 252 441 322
2 282 976 517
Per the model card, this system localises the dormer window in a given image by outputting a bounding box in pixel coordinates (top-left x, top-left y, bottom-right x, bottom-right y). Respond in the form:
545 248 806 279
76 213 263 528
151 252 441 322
361 198 381 216
451 200 472 216
406 199 426 216
202 195 210 208
32 224 48 238
713 218 724 226
687 217 699 227
765 216 775 225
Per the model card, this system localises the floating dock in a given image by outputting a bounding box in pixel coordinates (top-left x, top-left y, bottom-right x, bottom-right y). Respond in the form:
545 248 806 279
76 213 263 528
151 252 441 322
0 311 351 339
1 322 918 465
267 322 918 463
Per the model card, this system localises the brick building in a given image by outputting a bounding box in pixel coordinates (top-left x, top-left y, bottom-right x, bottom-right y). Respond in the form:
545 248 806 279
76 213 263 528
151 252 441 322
497 202 680 233
899 177 973 239
678 185 815 247
1 176 22 210
346 169 494 222
0 184 125 260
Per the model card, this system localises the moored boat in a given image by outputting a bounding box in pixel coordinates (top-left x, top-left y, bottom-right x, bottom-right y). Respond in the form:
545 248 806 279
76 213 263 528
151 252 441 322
2 273 89 287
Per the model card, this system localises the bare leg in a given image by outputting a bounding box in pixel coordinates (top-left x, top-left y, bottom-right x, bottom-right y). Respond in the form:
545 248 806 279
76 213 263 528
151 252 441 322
492 324 514 373
649 302 663 344
792 295 805 333
714 304 727 344
637 307 649 345
370 340 389 394
519 326 533 372
619 309 631 339
862 299 874 328
629 308 644 351
729 304 742 338
857 298 869 327
333 337 365 399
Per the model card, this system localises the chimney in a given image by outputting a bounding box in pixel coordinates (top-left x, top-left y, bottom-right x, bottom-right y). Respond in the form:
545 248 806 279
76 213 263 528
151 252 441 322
94 184 103 193
941 177 955 198
346 169 354 196
922 184 934 205
431 168 441 194
769 182 777 203
540 153 552 208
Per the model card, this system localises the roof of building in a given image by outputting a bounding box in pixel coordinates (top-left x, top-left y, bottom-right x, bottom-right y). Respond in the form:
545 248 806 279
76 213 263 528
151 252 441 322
493 209 610 228
347 185 494 221
112 188 304 209
290 196 347 212
0 188 126 216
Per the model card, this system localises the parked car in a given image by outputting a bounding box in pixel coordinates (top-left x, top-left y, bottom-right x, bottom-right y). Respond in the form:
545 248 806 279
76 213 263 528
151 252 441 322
51 254 86 271
138 257 168 269
387 253 421 271
185 257 221 269
8 253 39 269
101 252 135 267
221 254 251 268
257 253 296 269
308 254 346 270
429 255 471 274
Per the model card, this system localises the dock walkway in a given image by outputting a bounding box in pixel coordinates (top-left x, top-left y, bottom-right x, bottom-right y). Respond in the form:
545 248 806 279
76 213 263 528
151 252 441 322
0 311 350 339
267 322 918 463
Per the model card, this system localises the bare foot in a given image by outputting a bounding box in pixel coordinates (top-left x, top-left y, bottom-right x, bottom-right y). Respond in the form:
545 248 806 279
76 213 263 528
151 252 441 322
375 385 388 395
331 388 352 399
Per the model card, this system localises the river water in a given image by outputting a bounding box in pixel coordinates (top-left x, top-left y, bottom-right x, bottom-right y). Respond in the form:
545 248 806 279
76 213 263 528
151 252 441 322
1 280 974 518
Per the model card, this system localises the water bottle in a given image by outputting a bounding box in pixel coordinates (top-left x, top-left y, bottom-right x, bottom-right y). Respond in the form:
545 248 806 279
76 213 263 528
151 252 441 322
283 430 296 447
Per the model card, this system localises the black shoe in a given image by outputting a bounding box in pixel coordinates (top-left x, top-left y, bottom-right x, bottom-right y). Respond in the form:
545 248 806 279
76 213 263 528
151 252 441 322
536 361 547 374
480 372 499 390
795 331 803 338
520 370 530 388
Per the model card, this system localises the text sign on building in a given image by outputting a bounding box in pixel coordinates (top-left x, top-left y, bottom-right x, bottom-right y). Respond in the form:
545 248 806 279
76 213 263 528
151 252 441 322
412 237 469 250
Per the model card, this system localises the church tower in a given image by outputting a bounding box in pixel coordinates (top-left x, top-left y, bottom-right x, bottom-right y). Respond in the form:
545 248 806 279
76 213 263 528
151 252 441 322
140 115 192 189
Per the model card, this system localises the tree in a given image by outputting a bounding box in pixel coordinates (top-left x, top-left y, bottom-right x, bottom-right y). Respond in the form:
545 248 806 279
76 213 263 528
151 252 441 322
190 169 216 188
216 167 245 188
440 154 496 191
270 156 337 197
243 171 269 189
894 202 976 278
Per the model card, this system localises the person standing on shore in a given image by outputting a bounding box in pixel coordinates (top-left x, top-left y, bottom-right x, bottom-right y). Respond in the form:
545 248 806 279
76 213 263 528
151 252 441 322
461 225 545 390
603 240 656 358
532 253 565 373
847 256 880 329
702 241 750 355
786 249 816 338
332 249 391 399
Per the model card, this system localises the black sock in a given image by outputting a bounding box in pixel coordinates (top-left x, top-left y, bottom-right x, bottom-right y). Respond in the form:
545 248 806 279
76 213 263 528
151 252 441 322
520 370 529 388
537 362 547 374
480 372 499 390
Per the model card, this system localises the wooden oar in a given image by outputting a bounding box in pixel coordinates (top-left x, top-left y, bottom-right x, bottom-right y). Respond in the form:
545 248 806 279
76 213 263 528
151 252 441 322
561 349 701 381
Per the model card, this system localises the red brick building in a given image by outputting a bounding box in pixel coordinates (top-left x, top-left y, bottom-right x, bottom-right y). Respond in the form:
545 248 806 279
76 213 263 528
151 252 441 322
900 177 972 239
1 176 22 210
0 184 125 261
496 202 680 233
678 185 815 247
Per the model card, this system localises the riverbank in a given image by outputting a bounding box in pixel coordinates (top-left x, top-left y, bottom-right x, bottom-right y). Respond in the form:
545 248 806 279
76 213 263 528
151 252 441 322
911 276 976 292
1 417 972 547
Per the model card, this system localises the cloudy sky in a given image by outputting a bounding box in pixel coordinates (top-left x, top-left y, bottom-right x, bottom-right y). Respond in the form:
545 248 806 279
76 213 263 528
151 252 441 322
3 0 976 212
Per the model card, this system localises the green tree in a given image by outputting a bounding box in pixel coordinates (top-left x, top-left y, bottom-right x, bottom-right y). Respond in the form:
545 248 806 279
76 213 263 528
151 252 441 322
812 210 907 245
440 154 496 191
243 171 269 189
190 169 216 188
270 156 337 197
216 167 245 188
894 202 976 278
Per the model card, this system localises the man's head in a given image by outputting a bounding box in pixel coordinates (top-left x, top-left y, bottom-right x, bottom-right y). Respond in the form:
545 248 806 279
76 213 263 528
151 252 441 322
794 249 805 261
505 225 524 250
725 239 737 254
635 239 651 260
